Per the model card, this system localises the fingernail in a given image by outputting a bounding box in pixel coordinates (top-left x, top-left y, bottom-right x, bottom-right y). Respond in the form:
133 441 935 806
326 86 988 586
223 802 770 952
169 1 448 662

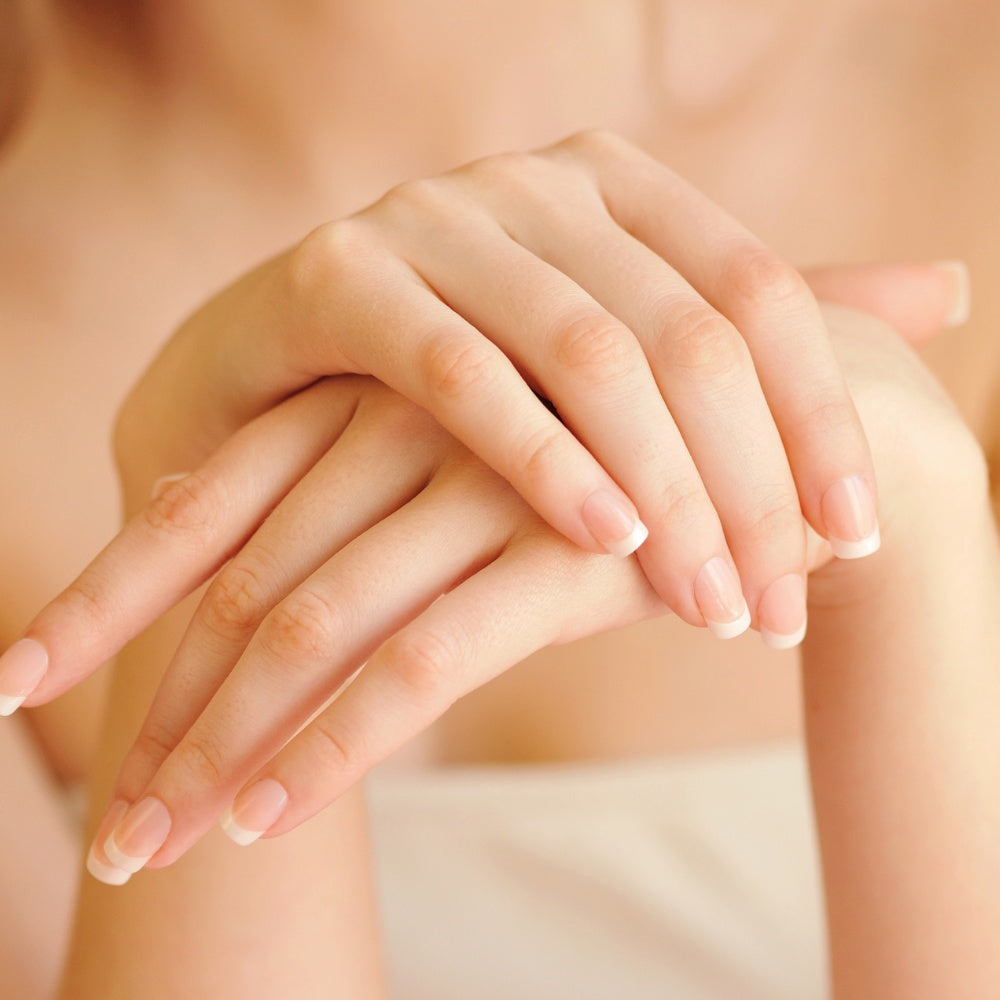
150 471 190 501
694 557 751 640
0 638 49 716
581 489 649 557
821 476 880 559
87 799 132 886
221 779 289 846
934 260 970 328
758 574 807 650
104 796 171 873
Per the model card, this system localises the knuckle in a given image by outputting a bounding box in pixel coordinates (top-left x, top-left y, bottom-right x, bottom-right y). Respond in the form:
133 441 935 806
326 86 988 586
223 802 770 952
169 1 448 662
555 127 620 159
383 627 460 704
461 149 536 188
551 310 637 386
285 219 369 303
801 394 860 441
373 176 452 223
739 490 803 549
174 730 228 789
141 470 221 538
512 422 566 487
59 573 112 634
654 481 708 536
419 330 499 403
724 246 809 316
203 560 274 638
308 716 362 776
259 588 337 665
459 150 572 207
662 306 748 380
130 720 182 775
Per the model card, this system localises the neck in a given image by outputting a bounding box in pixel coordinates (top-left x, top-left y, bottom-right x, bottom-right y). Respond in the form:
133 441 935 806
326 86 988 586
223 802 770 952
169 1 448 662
129 1 649 192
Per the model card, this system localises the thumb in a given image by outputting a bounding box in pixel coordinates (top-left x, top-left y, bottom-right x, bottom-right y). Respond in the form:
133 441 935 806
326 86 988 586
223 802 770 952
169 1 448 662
803 260 970 345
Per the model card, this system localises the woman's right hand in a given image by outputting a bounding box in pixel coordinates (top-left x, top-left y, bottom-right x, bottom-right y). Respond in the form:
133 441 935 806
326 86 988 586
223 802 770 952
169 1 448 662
105 130 919 648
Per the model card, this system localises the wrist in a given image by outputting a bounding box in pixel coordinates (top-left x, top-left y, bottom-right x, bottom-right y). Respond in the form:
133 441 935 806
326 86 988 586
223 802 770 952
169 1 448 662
808 418 995 617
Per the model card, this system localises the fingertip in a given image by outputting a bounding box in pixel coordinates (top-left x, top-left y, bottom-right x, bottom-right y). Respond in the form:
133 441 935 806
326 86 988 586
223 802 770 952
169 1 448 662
0 638 49 715
86 844 132 886
222 779 289 847
220 804 264 847
707 604 751 641
86 799 133 886
933 260 971 328
581 489 649 557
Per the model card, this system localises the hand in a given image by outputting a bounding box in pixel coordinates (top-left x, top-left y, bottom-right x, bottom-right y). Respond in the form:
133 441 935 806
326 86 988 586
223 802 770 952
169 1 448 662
90 290 974 880
101 131 947 647
1 264 960 881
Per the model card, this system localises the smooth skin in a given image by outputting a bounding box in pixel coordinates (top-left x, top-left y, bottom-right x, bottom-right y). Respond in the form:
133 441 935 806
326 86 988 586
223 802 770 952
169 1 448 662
29 285 1000 997
2 2 999 997
101 133 881 638
0 258 967 833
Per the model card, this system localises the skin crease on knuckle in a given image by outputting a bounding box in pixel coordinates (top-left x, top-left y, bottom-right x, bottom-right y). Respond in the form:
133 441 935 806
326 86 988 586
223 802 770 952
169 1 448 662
202 560 275 641
722 244 812 320
549 310 641 388
140 471 224 541
257 588 341 670
656 304 750 382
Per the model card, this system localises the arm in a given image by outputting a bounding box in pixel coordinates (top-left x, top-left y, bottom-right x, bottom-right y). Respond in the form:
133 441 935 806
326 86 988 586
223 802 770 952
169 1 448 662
803 311 1000 998
57 585 387 999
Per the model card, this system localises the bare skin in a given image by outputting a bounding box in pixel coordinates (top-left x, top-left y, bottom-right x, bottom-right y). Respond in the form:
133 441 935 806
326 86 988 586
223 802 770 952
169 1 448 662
1 0 998 995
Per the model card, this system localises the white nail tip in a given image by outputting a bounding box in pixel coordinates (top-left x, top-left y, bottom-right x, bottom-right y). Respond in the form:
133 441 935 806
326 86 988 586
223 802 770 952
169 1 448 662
221 806 263 846
86 848 131 886
103 834 150 874
761 622 808 651
0 694 26 717
937 260 971 327
607 520 649 559
829 526 881 560
707 604 752 641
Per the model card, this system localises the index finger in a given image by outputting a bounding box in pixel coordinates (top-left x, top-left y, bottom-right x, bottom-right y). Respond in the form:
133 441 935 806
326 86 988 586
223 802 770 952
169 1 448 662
0 380 361 710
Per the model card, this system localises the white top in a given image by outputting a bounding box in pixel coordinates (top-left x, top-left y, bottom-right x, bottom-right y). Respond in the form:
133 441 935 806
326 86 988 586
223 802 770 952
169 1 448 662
368 742 828 1000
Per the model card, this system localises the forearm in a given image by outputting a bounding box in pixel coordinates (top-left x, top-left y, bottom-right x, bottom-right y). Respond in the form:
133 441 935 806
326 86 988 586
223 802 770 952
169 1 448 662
803 456 1000 998
57 592 387 1000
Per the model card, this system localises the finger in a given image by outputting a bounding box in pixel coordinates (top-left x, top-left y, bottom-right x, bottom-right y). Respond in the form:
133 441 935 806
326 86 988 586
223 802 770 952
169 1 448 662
803 261 970 343
128 229 647 558
467 182 805 644
568 130 881 561
94 460 526 871
3 380 362 709
227 531 665 843
108 387 452 800
403 209 752 634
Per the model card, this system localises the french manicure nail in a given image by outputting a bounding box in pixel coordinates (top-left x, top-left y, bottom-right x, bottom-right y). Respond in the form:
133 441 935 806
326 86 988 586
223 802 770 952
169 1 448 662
0 638 49 716
86 844 132 886
581 489 649 558
104 797 172 873
86 800 132 886
150 471 191 501
821 476 880 559
758 574 807 650
695 557 751 640
221 779 289 846
934 260 971 328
